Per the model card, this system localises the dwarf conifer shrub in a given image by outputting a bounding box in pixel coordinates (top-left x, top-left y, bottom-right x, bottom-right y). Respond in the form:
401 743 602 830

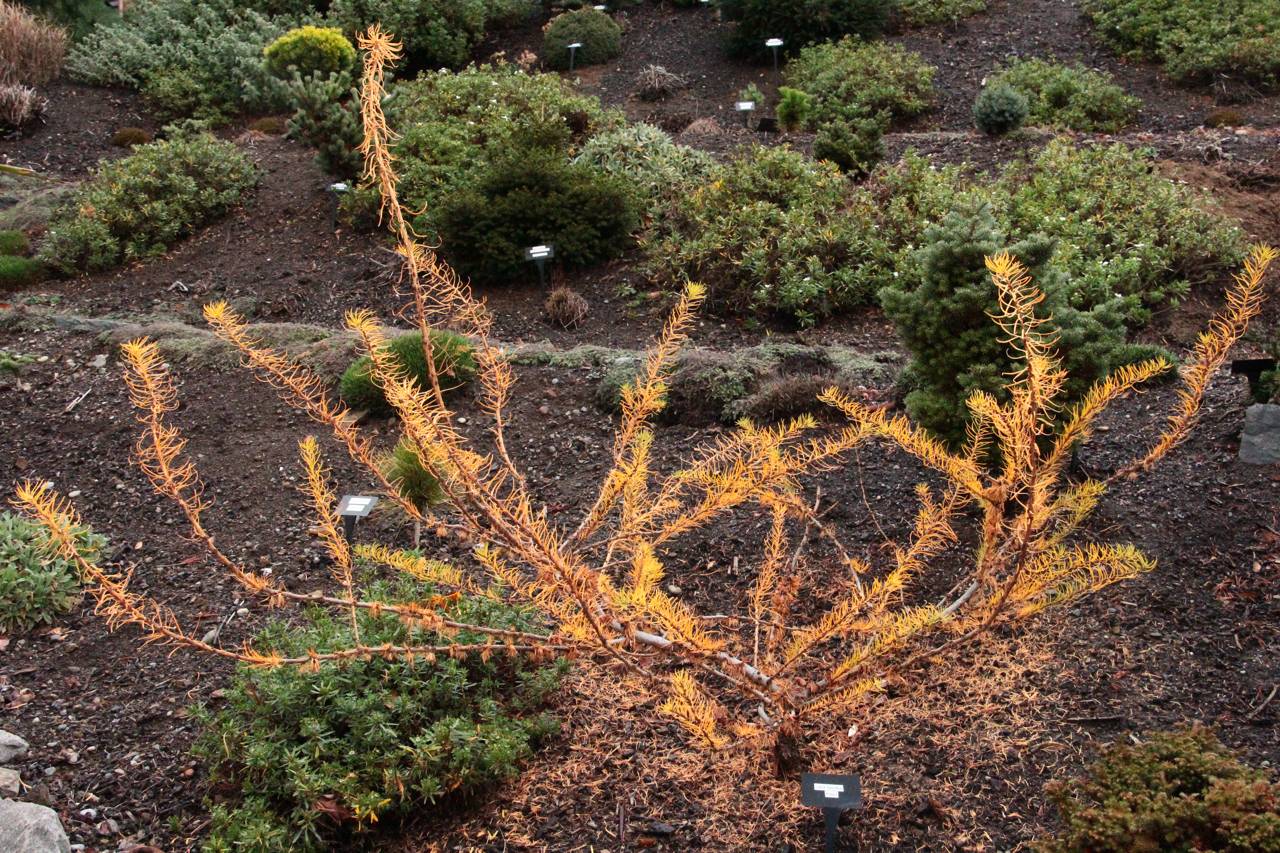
813 119 885 176
340 330 477 416
542 8 622 71
110 126 153 147
67 0 290 120
720 0 892 60
896 0 986 26
1038 726 1280 853
776 87 812 131
284 71 362 178
880 203 1166 442
785 38 936 129
193 579 565 852
974 82 1028 134
572 123 714 216
0 229 29 256
435 150 637 283
988 59 1140 132
0 510 102 633
1082 0 1280 92
645 145 890 325
38 133 258 275
264 26 357 79
330 0 494 69
0 256 43 289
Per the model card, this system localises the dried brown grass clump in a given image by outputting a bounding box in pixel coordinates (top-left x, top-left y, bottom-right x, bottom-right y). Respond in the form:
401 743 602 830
12 25 1279 805
111 126 153 148
636 64 688 101
544 286 589 328
247 116 288 135
0 83 47 130
0 0 68 87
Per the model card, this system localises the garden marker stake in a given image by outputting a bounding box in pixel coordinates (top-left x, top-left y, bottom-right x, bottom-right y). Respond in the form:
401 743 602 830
568 41 582 72
801 773 862 852
526 244 554 288
336 494 378 545
766 37 784 71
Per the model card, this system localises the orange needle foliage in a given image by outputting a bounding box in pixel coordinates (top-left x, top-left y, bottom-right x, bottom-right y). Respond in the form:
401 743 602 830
12 27 1277 762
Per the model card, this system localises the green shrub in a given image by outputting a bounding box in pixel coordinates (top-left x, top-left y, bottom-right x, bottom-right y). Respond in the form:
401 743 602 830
1001 139 1247 323
0 510 103 633
0 229 29 256
284 71 362 178
776 86 812 131
880 203 1166 442
1082 0 1280 92
989 59 1140 132
1037 726 1280 853
973 82 1028 134
193 578 566 852
542 8 622 71
263 26 356 79
896 0 986 26
720 0 892 60
339 329 477 417
382 437 447 512
38 132 258 275
785 38 935 129
0 255 44 288
389 64 619 224
435 150 638 284
644 145 890 326
813 119 885 176
572 123 714 217
329 0 491 69
66 0 291 120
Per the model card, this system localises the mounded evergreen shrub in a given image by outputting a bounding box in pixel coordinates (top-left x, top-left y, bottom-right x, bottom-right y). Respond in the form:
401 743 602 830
435 149 638 284
1038 726 1280 852
571 122 714 217
330 0 488 69
38 133 258 275
785 38 936 129
339 330 477 417
0 510 103 633
193 578 566 852
263 26 357 79
813 119 885 176
644 145 890 326
988 58 1140 132
973 82 1029 135
542 8 623 71
879 202 1166 442
720 0 893 60
0 255 43 288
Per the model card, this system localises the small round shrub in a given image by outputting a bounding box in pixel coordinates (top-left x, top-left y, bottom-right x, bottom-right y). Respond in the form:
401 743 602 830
0 255 43 288
813 118 885 176
1205 107 1246 128
785 38 936 129
0 229 29 256
720 0 893 60
542 9 622 71
339 330 478 417
263 26 357 79
1039 726 1280 852
973 82 1028 135
381 437 446 511
776 87 812 131
435 150 638 284
572 123 714 216
0 510 104 633
193 578 566 851
329 0 490 69
110 126 153 148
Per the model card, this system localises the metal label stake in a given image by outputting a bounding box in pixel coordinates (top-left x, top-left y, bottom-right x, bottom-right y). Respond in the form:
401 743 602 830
800 772 862 853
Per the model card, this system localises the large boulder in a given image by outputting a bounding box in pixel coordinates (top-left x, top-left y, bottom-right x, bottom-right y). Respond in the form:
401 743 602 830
1240 403 1280 465
0 799 71 853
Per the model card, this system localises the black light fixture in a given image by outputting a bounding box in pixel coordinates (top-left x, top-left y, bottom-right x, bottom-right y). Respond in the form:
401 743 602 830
766 37 784 72
567 41 584 72
336 494 379 544
525 244 555 288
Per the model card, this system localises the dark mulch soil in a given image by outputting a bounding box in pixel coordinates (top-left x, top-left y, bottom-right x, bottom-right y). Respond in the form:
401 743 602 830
0 83 154 177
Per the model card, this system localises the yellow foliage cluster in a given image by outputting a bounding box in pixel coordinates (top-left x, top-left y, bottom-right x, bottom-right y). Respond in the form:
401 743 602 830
12 28 1277 761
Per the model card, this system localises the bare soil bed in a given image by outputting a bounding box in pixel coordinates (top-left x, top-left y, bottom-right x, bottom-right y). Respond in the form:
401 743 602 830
1 0 1279 850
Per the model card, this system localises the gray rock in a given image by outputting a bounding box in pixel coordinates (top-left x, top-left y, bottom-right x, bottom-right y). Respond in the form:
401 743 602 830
0 730 28 763
0 767 20 797
0 799 70 853
1240 404 1280 465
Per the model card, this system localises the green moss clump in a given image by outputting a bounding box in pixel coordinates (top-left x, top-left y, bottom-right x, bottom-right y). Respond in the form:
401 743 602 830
339 330 477 417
